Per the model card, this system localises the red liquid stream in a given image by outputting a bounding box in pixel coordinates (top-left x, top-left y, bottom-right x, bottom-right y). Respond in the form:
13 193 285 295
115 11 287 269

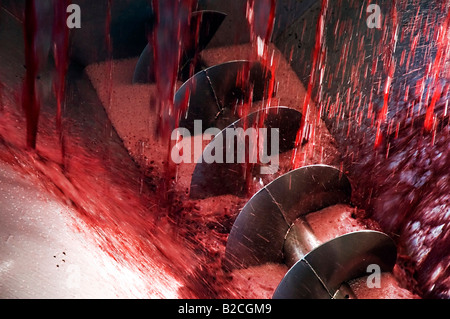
375 0 399 148
151 0 196 201
244 0 277 195
424 3 450 131
291 0 328 169
22 0 41 149
52 0 71 162
246 0 277 60
151 0 195 139
320 0 450 298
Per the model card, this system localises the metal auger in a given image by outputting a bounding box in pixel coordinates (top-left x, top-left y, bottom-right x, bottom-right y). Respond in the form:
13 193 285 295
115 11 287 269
223 165 397 299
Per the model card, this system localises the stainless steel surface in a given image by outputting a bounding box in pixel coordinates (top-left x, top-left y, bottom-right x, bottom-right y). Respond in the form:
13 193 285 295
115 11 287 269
174 60 274 133
224 165 352 270
190 106 302 199
273 231 397 299
132 10 227 84
283 217 321 268
282 211 384 299
224 164 399 299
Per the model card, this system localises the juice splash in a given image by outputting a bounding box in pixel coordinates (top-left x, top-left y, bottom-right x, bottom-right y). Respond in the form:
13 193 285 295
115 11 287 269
423 2 450 132
292 0 329 169
375 0 399 148
317 0 450 298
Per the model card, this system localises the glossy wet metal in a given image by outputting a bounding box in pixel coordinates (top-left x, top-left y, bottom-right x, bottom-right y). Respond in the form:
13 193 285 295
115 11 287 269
273 231 397 299
190 107 302 199
224 165 352 269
